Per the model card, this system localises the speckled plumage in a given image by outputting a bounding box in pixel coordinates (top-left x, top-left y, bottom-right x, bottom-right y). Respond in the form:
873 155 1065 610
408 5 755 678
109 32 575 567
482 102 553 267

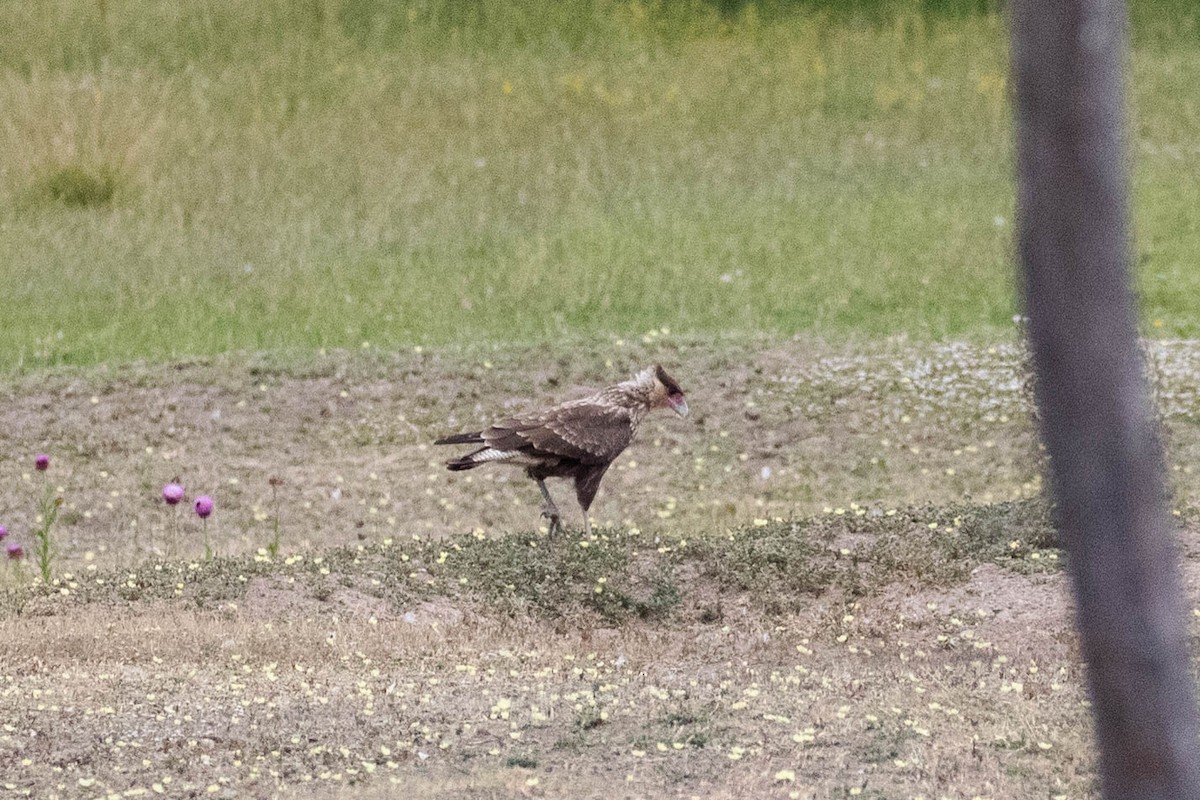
435 365 688 536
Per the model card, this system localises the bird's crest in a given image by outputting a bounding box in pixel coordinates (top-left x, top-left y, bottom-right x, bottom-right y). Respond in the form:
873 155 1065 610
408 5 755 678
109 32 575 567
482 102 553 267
631 366 657 388
654 365 683 396
631 364 680 390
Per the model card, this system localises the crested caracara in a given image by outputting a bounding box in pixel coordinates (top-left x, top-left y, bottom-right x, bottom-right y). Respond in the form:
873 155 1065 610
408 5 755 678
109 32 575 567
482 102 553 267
435 365 688 536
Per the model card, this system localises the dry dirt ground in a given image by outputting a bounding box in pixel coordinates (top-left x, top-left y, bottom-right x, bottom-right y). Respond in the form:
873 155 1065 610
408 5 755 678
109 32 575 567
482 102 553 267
4 336 1200 799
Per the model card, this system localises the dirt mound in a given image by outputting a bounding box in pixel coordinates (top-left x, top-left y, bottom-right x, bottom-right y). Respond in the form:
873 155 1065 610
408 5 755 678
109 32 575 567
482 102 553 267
244 576 392 621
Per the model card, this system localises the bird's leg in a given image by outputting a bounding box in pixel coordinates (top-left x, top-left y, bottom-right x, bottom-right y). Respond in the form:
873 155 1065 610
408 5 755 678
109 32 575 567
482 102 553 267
535 478 561 537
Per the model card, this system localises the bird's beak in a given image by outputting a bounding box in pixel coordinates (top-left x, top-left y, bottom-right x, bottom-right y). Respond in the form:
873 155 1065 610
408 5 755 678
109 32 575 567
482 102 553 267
670 397 689 418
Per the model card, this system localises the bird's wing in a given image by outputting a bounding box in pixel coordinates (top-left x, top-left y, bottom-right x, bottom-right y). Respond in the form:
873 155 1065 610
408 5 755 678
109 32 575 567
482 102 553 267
485 402 634 464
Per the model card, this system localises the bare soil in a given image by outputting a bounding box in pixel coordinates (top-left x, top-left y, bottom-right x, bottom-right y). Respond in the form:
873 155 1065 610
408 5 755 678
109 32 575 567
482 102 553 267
4 336 1200 798
0 336 1056 570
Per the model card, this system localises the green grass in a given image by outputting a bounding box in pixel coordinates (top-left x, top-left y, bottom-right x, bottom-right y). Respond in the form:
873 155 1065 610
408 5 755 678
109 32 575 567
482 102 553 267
6 496 1059 622
2 0 1199 370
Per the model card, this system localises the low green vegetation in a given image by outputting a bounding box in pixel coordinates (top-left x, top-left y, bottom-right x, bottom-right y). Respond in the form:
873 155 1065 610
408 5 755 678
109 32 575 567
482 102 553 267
31 163 119 209
695 498 1059 612
3 1 1199 371
4 497 1060 621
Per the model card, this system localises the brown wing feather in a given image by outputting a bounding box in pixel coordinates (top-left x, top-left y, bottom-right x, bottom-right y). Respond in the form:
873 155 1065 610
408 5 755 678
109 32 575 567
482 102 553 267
480 419 551 455
484 403 633 464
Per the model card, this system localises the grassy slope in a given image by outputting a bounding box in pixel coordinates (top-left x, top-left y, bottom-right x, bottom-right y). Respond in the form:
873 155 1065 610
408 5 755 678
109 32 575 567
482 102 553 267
3 528 1099 800
2 1 1197 370
6 331 1200 798
0 334 1090 798
0 337 1161 798
2 4 1200 795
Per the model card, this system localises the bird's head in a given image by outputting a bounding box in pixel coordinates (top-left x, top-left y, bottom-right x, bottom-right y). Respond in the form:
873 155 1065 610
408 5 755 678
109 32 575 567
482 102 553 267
649 364 689 418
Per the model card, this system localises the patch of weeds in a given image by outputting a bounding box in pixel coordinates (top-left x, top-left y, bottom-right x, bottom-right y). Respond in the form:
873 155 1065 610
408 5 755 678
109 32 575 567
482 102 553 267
32 164 119 208
661 711 700 726
855 499 1060 583
291 543 424 608
15 543 426 611
956 498 1060 573
628 734 655 752
591 573 682 622
1005 762 1037 779
433 529 677 622
687 519 853 612
185 556 274 605
11 500 1059 624
576 710 606 731
504 755 538 769
659 709 712 749
991 732 1030 751
426 533 579 614
63 553 276 607
551 735 584 753
636 579 682 618
688 499 1059 613
857 721 914 764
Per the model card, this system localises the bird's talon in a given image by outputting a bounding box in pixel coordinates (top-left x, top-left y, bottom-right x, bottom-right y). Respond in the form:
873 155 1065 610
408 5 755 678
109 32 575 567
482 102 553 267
541 505 562 537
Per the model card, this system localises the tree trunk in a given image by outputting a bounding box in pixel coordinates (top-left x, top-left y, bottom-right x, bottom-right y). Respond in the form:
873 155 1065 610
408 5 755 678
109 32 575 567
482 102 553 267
1011 1 1200 797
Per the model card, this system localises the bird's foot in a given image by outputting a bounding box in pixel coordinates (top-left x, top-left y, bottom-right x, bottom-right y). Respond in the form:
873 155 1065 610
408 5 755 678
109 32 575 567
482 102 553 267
541 505 562 537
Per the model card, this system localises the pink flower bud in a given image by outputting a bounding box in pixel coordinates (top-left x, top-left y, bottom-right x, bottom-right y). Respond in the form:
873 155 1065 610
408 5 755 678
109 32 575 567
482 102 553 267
194 495 214 519
162 483 185 506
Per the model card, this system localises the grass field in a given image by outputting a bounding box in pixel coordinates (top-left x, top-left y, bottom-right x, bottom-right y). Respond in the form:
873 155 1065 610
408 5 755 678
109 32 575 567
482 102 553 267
0 338 1089 799
7 2 1200 798
3 337 1200 798
3 0 1200 370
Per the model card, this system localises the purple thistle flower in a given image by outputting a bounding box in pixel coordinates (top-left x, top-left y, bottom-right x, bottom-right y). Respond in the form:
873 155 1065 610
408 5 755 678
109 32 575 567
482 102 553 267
162 483 185 506
194 495 214 519
6 542 24 561
34 454 50 471
0 525 7 541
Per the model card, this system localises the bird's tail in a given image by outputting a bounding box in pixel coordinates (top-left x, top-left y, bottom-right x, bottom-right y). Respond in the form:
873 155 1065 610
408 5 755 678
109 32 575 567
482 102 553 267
436 431 491 471
446 456 480 471
434 431 485 446
446 448 511 472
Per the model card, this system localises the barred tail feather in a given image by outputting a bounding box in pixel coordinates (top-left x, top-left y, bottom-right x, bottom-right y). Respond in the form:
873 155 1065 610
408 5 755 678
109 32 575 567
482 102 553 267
447 457 483 471
445 446 516 471
435 431 485 446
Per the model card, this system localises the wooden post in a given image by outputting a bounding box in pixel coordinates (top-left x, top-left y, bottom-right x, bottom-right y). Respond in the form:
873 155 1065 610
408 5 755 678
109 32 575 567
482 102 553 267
1012 0 1200 796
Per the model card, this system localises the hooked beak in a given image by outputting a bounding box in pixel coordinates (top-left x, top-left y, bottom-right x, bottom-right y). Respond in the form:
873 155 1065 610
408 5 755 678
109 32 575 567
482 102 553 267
669 396 689 418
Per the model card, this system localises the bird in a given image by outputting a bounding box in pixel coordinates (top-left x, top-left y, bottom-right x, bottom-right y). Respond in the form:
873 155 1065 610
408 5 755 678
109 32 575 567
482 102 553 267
434 365 689 537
